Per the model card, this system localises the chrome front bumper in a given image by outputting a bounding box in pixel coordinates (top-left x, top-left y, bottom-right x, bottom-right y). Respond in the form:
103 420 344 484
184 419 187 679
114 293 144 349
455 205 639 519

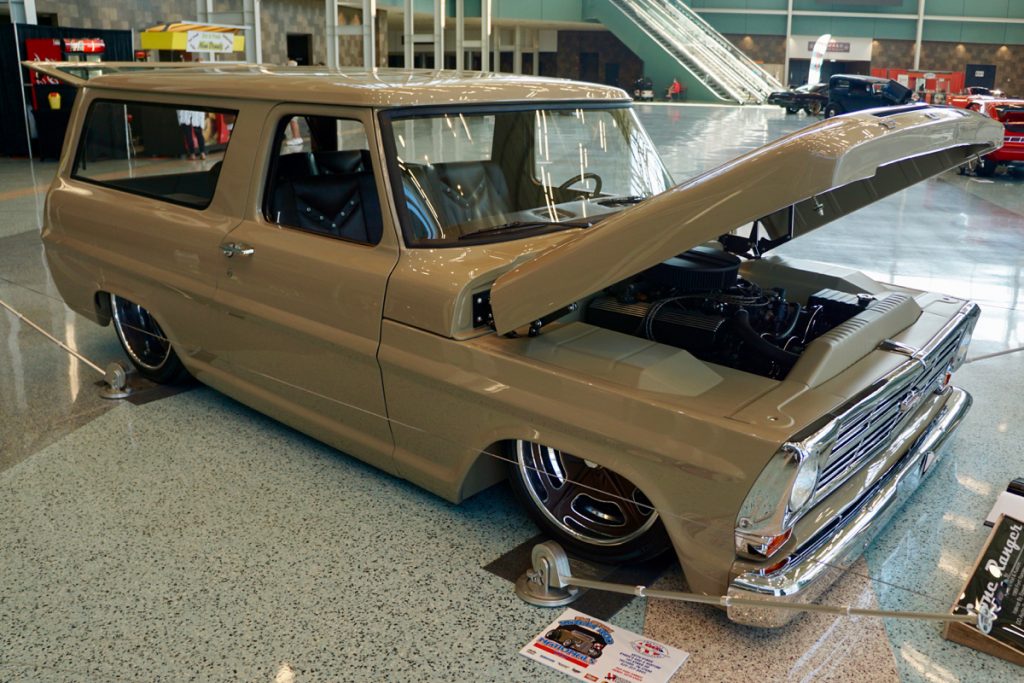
726 386 972 627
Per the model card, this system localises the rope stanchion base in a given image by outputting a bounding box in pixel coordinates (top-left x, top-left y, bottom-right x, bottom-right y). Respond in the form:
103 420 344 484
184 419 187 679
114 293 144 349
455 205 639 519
517 541 980 627
99 361 133 400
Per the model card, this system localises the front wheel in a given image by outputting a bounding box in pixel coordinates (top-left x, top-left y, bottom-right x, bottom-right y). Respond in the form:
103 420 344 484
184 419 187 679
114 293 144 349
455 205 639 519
507 440 671 563
824 103 843 118
975 156 997 177
110 294 190 384
785 105 800 115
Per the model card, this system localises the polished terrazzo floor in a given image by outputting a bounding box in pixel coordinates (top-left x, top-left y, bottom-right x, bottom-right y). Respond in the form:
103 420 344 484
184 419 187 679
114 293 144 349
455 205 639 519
2 104 1023 682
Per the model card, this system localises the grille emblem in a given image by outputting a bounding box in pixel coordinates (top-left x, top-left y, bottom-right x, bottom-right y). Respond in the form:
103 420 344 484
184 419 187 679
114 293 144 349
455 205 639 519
900 389 923 414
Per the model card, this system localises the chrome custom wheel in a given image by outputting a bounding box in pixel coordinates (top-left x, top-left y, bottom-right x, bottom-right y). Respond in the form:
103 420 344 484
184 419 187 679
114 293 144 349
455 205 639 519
110 294 189 384
508 440 670 563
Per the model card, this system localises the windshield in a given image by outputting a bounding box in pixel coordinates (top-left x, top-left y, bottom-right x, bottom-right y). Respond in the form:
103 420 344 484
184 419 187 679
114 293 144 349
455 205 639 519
384 105 672 246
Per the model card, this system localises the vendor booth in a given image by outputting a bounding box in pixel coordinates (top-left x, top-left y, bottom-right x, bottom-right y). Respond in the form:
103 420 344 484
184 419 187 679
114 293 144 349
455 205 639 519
0 24 132 158
139 21 244 62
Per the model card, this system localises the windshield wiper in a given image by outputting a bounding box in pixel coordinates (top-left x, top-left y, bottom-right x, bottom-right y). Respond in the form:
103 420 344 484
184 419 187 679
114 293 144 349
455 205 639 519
597 195 647 207
457 220 593 240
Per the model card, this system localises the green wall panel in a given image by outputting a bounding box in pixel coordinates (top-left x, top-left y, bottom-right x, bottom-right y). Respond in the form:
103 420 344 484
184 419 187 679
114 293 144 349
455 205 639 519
492 0 583 21
700 12 785 35
925 0 965 15
702 13 747 34
688 0 787 8
1007 24 1024 42
793 1 917 14
961 22 1007 44
922 20 962 42
873 19 915 40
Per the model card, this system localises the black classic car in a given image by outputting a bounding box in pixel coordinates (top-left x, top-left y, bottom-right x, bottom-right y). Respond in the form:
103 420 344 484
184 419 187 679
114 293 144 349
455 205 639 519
767 82 828 115
824 74 914 118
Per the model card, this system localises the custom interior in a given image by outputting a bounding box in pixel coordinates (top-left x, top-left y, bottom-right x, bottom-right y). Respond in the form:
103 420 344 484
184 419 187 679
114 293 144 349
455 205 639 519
387 105 673 244
263 115 383 244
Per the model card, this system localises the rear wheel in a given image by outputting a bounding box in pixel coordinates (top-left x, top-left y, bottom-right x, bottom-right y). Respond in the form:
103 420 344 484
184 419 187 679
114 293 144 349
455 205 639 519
805 101 822 116
507 440 671 563
824 103 843 118
110 293 190 384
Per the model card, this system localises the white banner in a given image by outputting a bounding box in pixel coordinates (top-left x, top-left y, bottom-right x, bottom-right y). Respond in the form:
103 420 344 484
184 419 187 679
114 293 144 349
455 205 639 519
808 33 831 86
792 34 874 62
186 31 235 54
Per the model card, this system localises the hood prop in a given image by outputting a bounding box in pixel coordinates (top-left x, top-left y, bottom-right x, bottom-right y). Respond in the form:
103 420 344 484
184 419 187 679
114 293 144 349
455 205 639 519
719 204 799 259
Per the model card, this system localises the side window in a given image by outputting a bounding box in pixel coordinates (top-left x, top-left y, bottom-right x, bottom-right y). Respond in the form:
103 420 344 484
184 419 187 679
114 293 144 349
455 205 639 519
264 115 383 245
72 100 236 209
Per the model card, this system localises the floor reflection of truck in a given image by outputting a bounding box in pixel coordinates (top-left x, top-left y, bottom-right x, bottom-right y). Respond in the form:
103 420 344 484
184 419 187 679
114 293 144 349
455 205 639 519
546 626 607 659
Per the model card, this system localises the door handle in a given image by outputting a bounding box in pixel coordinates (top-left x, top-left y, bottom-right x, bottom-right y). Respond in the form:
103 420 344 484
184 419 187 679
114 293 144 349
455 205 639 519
221 242 255 258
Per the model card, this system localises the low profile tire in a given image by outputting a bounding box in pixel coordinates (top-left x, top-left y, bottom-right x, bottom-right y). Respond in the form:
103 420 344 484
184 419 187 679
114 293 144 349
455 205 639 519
975 157 997 177
824 103 843 118
507 440 671 564
110 293 190 384
785 105 800 115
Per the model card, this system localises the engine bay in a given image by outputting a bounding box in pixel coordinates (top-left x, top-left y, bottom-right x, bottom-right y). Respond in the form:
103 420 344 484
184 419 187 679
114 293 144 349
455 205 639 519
585 246 878 379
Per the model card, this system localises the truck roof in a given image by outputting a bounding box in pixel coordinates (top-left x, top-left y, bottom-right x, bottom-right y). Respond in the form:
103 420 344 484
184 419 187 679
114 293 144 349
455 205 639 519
24 62 630 108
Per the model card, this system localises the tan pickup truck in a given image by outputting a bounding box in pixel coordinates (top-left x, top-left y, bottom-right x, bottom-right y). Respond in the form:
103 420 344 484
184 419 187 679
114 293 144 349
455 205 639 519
31 62 1001 626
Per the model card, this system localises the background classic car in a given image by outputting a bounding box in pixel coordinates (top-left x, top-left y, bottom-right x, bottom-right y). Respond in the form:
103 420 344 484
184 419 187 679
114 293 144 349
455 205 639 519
767 82 828 115
823 74 914 118
32 62 1001 626
959 98 1024 177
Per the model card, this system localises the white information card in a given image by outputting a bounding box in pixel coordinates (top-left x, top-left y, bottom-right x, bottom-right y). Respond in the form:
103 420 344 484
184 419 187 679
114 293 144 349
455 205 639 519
520 609 689 682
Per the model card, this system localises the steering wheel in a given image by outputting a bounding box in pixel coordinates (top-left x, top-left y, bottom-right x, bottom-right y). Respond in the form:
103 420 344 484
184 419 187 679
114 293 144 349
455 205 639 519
556 172 603 196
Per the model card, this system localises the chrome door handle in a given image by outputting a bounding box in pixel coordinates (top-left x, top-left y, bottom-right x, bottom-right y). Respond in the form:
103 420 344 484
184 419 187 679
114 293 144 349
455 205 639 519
221 242 255 258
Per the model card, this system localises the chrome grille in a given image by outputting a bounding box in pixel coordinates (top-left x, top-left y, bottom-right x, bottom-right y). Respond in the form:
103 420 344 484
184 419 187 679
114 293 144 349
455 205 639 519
814 321 968 496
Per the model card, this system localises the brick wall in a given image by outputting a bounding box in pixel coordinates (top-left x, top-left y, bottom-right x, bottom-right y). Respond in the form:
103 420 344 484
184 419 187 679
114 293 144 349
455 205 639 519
35 0 192 32
554 30 643 91
920 42 1021 94
261 0 326 66
36 0 389 68
724 34 785 65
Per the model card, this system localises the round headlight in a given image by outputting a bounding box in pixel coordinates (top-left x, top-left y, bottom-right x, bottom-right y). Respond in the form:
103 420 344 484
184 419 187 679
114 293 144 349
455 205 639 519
789 456 819 513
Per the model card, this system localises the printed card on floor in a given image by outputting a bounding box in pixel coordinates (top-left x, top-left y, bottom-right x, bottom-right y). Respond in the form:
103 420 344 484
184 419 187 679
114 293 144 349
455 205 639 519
520 609 688 682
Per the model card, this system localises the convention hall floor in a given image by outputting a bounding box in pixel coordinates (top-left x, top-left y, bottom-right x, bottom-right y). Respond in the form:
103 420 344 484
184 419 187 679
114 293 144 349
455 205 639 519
2 104 1023 682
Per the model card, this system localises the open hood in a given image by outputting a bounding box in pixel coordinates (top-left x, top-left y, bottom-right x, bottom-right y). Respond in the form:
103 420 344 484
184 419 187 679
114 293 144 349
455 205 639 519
490 105 1001 335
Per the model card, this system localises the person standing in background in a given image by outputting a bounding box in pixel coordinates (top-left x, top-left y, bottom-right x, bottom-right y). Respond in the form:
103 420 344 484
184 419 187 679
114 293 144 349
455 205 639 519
177 108 206 160
285 60 304 146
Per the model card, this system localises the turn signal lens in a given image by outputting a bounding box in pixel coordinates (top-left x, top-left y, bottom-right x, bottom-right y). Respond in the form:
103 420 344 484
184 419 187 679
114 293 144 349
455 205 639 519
763 529 792 558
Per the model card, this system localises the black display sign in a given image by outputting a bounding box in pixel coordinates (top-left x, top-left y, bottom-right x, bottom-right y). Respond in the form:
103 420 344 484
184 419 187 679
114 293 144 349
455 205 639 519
954 515 1024 650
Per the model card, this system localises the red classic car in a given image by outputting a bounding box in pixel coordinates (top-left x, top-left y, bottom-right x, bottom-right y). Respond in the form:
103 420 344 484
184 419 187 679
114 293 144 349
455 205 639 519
948 86 1005 109
960 98 1024 176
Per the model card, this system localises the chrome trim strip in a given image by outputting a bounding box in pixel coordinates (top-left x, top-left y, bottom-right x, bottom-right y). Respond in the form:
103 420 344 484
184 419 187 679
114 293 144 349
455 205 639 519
726 386 972 627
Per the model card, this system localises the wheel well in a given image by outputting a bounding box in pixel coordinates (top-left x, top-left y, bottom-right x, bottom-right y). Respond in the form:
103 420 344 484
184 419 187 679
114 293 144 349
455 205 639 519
457 440 510 500
94 291 112 326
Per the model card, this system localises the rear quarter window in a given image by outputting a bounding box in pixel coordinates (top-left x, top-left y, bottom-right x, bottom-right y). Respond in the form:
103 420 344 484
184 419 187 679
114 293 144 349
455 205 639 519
72 99 238 209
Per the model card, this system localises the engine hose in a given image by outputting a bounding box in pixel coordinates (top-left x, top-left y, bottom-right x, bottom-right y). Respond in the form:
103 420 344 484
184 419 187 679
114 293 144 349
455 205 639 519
728 309 800 365
771 302 802 342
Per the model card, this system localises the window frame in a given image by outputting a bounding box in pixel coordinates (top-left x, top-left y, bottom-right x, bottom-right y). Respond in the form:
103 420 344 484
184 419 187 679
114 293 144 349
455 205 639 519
71 98 238 211
260 111 383 246
378 101 640 249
